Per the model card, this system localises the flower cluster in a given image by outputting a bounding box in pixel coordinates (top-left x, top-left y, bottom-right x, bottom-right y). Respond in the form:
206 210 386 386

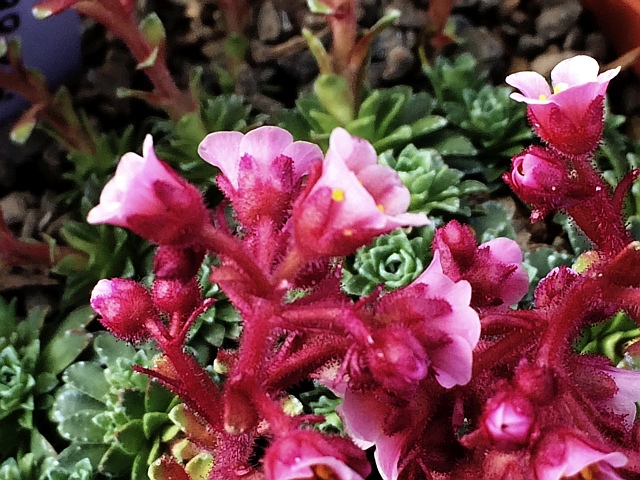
86 55 640 480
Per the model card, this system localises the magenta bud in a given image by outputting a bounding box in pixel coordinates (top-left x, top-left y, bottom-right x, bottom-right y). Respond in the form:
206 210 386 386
504 146 589 219
90 279 155 342
153 246 205 281
364 326 428 396
483 390 535 448
153 278 201 317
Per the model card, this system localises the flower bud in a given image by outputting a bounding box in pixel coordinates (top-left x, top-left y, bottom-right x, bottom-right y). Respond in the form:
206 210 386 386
90 279 155 342
153 278 201 318
483 390 535 448
153 246 205 281
363 326 428 396
433 220 529 311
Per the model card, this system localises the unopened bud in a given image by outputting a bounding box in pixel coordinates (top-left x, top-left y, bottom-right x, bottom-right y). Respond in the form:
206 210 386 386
153 278 201 317
90 279 155 342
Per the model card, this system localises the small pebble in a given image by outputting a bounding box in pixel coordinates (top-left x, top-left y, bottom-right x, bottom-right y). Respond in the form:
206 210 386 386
257 1 283 44
535 1 582 43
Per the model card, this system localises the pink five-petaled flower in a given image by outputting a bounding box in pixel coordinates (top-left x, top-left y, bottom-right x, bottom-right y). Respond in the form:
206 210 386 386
90 279 155 343
376 251 481 389
506 55 620 156
263 430 371 480
198 126 323 227
87 135 208 246
433 220 529 311
534 429 627 480
292 128 429 258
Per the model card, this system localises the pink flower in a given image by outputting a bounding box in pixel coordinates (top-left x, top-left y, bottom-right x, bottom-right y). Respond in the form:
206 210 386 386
90 279 155 342
376 251 480 388
87 135 208 245
263 430 371 480
483 390 535 448
433 220 529 311
504 146 593 220
506 55 620 155
293 128 429 258
337 388 408 480
198 126 323 226
534 430 627 480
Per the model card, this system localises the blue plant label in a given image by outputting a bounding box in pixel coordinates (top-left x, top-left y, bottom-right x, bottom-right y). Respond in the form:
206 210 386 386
0 0 82 122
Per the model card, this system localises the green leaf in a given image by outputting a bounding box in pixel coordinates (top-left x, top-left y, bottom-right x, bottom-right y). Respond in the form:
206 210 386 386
93 333 137 368
98 444 135 477
57 411 107 443
411 115 447 137
132 450 151 480
143 412 170 439
116 420 147 455
62 362 109 401
40 306 94 375
50 385 105 422
121 390 147 419
469 201 516 242
57 444 109 471
430 131 477 156
138 13 165 49
306 0 332 14
145 380 175 413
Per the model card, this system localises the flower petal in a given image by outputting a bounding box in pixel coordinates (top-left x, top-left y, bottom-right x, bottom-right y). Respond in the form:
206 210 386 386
506 71 551 99
550 55 600 88
240 126 294 170
198 131 244 186
281 141 323 178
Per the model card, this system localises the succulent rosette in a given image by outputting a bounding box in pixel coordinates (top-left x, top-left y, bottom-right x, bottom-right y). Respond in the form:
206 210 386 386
506 55 619 155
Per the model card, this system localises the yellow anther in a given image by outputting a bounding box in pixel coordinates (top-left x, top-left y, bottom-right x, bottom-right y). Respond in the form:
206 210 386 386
343 229 353 237
331 189 345 202
539 94 547 101
553 82 569 94
377 204 385 213
579 465 599 480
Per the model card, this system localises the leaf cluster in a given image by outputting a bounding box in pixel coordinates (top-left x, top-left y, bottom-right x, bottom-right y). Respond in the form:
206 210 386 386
51 334 181 480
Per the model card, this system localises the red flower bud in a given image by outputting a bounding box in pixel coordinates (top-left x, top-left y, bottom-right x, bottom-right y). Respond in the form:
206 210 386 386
153 246 205 281
153 278 201 318
90 279 155 342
